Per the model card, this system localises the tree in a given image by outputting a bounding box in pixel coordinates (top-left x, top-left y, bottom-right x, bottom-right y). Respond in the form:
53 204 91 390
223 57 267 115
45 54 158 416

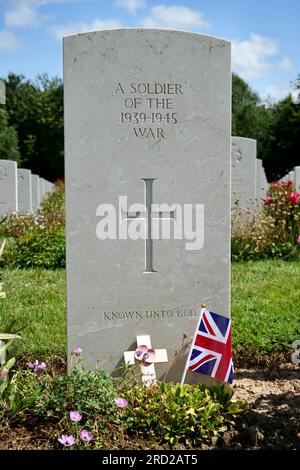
232 73 274 176
267 95 300 180
3 73 63 181
0 107 21 163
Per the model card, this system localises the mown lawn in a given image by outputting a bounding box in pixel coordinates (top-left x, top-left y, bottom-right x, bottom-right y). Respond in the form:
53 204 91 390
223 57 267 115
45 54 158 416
0 269 66 356
0 261 299 360
231 260 300 357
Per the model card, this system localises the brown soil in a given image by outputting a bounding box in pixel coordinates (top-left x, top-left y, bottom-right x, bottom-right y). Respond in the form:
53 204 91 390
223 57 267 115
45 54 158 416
0 363 299 450
220 363 300 449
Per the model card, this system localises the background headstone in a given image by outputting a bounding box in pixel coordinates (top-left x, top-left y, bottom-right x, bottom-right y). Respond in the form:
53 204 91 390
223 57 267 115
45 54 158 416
0 81 5 105
64 29 231 382
261 167 269 195
256 159 264 200
288 170 295 182
231 137 257 209
39 177 45 202
18 169 32 213
295 166 300 189
0 159 18 214
31 174 40 211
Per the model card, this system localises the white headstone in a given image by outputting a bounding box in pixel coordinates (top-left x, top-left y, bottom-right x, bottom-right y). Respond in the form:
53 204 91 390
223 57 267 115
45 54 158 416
288 170 295 182
231 137 257 209
295 167 300 190
31 174 40 211
0 160 18 215
279 174 288 184
0 81 5 105
17 169 32 212
39 177 45 202
256 159 263 200
64 29 231 382
261 167 268 195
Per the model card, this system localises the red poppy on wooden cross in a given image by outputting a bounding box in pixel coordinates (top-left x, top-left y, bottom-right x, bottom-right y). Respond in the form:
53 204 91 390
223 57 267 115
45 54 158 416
124 335 168 386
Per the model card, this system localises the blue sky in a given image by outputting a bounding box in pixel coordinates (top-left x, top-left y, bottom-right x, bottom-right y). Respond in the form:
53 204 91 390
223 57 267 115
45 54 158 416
0 0 299 101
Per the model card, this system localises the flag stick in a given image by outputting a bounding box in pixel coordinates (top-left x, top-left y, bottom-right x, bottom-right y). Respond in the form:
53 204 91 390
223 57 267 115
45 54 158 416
180 304 206 386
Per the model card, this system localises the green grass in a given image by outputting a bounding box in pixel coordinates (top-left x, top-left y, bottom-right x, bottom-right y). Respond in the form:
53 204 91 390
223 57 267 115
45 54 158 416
0 268 66 356
232 260 300 355
0 261 299 359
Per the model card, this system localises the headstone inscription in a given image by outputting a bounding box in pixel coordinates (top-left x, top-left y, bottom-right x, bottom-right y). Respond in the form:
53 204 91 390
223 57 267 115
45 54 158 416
17 169 32 213
0 159 18 215
64 29 231 382
231 137 256 209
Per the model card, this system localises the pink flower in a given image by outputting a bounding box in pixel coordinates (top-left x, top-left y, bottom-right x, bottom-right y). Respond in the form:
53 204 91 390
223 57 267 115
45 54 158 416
272 182 279 189
58 434 76 447
262 195 273 205
72 347 82 355
297 235 300 244
69 411 82 422
289 192 300 205
288 179 294 186
80 430 94 442
114 397 128 408
134 345 156 363
27 360 46 373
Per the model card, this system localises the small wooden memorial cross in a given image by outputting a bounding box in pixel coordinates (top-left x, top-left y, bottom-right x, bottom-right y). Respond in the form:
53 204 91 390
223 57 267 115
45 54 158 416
124 335 168 387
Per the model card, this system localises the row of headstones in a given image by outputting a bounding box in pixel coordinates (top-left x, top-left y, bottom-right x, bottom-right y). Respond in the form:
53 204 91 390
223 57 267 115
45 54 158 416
231 136 268 209
0 82 54 215
279 167 300 189
0 159 54 216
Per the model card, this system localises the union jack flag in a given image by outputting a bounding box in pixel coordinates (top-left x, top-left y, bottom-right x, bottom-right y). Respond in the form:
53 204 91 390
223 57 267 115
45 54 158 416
188 308 234 384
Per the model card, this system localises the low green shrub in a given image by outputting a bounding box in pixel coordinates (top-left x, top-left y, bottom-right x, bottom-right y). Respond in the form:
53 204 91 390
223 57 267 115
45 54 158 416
35 368 118 422
1 368 48 417
0 180 65 269
0 357 247 449
123 382 246 448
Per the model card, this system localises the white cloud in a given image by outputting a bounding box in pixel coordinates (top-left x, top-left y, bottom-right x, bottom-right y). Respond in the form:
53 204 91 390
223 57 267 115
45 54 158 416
4 1 93 29
232 33 278 80
263 84 291 102
116 0 146 13
141 4 210 30
278 56 292 71
0 30 19 50
5 1 44 28
49 19 123 40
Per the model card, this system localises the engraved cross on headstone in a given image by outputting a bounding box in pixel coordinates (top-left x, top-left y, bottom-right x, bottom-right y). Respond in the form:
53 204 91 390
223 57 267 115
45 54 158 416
124 178 175 272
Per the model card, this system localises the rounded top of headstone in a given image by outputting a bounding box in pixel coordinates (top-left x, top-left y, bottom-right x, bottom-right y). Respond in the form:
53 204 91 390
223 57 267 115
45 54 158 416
17 168 31 175
0 159 17 168
232 136 257 143
63 28 230 46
